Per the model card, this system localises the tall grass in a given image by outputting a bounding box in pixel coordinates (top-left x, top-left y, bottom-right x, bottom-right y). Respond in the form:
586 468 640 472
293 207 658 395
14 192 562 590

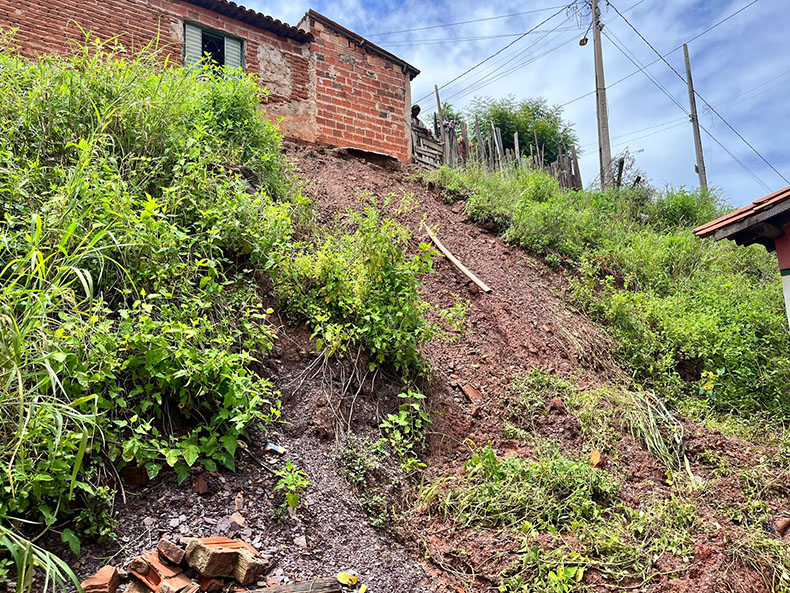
420 165 790 415
0 34 302 587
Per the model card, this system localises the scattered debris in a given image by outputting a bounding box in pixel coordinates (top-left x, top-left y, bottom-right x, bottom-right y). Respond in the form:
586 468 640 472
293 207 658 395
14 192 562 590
193 473 210 495
590 450 603 468
248 576 343 592
79 537 311 593
157 538 185 566
335 570 358 586
776 517 790 538
264 442 287 455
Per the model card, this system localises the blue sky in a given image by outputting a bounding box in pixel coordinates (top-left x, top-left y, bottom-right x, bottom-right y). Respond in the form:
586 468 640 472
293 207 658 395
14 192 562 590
251 0 788 207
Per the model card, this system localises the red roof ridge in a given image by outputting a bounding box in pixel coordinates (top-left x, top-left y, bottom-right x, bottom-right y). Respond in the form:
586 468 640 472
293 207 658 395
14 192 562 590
694 186 790 238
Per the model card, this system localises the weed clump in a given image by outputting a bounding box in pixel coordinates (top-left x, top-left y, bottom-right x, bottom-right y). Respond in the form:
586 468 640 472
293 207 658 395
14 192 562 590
435 446 619 531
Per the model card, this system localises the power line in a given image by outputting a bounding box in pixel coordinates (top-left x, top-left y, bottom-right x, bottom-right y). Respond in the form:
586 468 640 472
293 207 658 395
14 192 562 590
362 5 568 38
608 0 788 186
559 0 762 108
413 4 572 105
601 24 771 192
381 27 581 48
418 0 646 116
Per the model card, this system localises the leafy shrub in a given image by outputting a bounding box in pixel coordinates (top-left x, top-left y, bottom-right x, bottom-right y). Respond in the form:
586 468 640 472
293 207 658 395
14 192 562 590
274 462 311 511
0 38 299 570
274 203 436 376
379 389 431 471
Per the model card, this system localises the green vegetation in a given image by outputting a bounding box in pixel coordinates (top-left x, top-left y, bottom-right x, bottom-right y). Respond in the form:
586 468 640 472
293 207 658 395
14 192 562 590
420 165 790 416
274 462 311 511
274 203 436 376
465 96 578 164
379 389 431 472
432 445 620 531
0 39 437 589
336 435 393 527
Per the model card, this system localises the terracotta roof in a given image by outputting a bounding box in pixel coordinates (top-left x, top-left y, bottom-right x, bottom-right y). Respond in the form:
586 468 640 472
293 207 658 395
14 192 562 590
184 0 312 43
694 186 790 240
305 10 420 80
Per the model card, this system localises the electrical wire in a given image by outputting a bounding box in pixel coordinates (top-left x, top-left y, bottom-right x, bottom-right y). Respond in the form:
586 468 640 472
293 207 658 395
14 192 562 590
362 5 568 38
608 0 787 185
602 26 772 192
412 4 573 105
381 27 581 48
559 0 762 108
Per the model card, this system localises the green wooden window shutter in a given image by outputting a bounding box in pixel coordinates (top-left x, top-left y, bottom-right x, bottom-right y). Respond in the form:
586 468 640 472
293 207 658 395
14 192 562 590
225 37 243 70
184 22 202 68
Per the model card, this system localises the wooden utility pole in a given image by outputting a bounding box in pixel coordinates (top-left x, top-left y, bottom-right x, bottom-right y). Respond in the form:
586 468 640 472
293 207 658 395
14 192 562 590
591 0 612 187
683 44 708 190
434 85 447 165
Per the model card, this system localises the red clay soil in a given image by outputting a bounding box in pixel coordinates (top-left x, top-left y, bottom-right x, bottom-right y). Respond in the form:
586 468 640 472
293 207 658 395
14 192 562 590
72 144 787 593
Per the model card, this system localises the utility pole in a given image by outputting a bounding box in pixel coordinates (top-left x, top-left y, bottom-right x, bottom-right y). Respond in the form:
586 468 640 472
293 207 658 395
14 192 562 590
591 0 612 187
683 43 708 190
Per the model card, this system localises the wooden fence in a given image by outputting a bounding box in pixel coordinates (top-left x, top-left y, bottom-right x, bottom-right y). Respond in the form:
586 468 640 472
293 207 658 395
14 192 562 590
411 114 583 191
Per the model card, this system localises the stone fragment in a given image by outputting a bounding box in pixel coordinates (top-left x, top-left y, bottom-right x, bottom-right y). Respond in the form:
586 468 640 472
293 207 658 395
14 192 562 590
232 548 270 586
184 539 237 578
157 573 192 593
229 512 246 529
80 566 120 593
776 517 790 538
193 473 210 495
157 538 185 566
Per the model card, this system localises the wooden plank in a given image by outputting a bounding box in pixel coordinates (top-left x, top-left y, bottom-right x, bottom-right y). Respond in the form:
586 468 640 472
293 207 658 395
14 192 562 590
570 145 582 189
434 85 446 165
425 225 492 293
514 131 521 167
474 116 487 165
247 577 341 593
496 128 505 160
460 121 470 164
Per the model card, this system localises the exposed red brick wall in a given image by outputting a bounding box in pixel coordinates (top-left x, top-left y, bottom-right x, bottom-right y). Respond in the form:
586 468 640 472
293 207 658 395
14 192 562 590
309 18 412 163
0 1 414 161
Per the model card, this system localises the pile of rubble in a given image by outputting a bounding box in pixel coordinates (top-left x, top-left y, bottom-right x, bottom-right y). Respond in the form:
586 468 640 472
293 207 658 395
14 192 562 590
81 537 347 593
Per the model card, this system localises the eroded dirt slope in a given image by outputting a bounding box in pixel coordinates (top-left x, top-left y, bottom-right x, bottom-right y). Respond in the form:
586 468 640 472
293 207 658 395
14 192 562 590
75 144 787 593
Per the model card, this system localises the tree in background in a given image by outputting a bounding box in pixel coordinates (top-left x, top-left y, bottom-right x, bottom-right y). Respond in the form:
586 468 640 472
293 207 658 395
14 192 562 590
467 96 578 165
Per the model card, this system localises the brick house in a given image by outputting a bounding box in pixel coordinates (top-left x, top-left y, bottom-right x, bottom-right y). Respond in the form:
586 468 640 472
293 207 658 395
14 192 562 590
0 0 420 162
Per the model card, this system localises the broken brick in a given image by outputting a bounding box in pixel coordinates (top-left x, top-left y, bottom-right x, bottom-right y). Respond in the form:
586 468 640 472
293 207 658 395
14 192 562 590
80 566 120 593
129 557 149 575
130 551 183 592
157 538 185 566
196 575 224 593
461 383 483 403
125 580 149 593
